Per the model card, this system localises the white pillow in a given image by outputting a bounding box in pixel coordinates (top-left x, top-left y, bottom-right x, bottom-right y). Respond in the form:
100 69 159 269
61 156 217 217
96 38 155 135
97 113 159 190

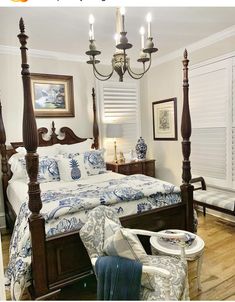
15 144 61 156
57 155 88 181
8 153 27 183
59 139 93 155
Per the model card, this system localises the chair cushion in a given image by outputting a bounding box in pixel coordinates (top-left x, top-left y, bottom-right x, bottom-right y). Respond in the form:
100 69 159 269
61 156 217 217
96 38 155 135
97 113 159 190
103 228 154 291
80 206 121 259
194 190 235 212
141 255 188 300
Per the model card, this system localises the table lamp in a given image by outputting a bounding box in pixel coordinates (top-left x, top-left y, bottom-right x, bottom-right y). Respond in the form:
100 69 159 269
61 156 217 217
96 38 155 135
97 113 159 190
106 123 123 163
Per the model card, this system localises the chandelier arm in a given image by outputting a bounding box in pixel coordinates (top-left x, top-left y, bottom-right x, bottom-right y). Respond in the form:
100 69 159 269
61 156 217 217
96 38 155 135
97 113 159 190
127 53 152 77
127 67 145 80
92 59 114 78
93 68 115 81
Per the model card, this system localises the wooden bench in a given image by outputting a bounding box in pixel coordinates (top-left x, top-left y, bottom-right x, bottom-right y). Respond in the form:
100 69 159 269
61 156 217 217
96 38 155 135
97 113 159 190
190 177 235 217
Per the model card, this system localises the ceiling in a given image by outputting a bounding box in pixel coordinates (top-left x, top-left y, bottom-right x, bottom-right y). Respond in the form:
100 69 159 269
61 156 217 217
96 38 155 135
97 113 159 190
0 7 235 65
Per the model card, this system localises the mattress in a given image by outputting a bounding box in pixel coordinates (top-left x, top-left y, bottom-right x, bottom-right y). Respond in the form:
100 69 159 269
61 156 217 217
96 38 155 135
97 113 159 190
6 171 125 216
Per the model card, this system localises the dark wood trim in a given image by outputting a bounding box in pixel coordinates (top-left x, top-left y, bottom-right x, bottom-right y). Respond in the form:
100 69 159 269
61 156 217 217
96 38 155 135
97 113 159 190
152 97 178 141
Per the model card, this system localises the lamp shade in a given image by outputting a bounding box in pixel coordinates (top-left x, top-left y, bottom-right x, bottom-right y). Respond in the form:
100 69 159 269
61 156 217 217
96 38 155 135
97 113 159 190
106 124 123 138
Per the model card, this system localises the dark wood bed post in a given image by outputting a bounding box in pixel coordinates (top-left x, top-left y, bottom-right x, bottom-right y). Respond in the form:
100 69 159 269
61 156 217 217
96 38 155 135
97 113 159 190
180 49 194 232
92 87 99 149
18 18 51 299
0 100 8 218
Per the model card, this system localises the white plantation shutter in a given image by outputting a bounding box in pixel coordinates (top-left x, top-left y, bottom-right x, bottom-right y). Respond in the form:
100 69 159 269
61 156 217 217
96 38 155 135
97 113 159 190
190 60 231 188
98 82 140 159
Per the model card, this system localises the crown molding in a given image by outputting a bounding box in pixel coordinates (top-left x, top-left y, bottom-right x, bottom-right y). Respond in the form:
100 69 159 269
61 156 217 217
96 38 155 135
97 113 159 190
152 24 235 67
0 44 88 63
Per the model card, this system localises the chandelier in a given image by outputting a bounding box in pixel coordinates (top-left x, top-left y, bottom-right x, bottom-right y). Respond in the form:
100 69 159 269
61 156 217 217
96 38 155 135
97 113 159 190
85 8 158 82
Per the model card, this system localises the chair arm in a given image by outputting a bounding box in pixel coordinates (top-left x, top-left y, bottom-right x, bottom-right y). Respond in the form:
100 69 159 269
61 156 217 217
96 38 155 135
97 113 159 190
190 177 206 190
91 257 171 279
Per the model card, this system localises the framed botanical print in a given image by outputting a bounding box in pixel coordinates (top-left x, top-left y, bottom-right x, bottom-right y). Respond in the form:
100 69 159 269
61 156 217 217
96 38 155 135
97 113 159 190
152 98 178 141
30 73 75 117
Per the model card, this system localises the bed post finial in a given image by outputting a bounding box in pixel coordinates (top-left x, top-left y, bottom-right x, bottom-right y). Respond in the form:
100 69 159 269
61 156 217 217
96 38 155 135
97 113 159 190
180 49 194 232
92 88 99 149
18 19 48 297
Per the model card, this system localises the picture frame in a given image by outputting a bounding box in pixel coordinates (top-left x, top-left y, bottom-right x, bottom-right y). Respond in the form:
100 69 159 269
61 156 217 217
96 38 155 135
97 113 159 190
152 98 178 141
30 73 75 117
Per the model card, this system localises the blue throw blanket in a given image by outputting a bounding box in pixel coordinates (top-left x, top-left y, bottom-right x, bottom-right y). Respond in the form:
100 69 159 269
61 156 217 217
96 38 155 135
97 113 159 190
95 256 142 300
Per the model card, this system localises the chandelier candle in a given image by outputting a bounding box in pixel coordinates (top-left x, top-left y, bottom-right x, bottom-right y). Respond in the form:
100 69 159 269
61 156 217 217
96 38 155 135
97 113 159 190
140 26 145 49
89 14 95 40
120 7 125 32
146 13 151 38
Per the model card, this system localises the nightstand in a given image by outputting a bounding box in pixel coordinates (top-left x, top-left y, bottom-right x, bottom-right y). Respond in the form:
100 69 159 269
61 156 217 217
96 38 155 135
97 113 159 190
106 159 155 177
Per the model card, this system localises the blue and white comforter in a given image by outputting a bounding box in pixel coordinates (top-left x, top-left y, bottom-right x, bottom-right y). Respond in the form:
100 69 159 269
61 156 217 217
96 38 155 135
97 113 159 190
5 174 181 300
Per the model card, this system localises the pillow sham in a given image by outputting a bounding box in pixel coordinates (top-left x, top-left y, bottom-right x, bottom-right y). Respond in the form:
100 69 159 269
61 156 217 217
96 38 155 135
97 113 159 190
15 144 61 157
59 139 93 155
83 149 106 176
57 155 88 181
9 154 60 183
103 227 154 291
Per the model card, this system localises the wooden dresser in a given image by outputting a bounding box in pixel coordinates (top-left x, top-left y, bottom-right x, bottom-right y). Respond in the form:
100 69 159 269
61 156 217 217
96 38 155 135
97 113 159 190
106 159 155 177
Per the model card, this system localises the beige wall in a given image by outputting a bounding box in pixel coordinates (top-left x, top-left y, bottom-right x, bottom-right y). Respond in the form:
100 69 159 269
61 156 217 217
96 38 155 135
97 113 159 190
141 35 235 186
0 53 96 226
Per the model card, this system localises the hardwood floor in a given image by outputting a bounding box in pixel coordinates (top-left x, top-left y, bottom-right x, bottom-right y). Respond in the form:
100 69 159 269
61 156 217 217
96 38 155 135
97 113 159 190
2 213 235 300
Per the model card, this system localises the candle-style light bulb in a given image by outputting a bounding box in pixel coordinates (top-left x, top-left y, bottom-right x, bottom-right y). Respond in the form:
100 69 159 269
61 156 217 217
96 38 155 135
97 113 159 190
146 13 152 38
89 14 95 24
89 14 95 40
120 7 125 32
139 26 145 49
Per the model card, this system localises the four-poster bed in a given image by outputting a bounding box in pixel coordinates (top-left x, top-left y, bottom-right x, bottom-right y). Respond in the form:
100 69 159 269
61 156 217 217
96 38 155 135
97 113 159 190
0 18 194 300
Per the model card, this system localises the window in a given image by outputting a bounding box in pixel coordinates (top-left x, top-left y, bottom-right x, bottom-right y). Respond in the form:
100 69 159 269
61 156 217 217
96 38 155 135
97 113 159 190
97 81 141 160
190 57 234 189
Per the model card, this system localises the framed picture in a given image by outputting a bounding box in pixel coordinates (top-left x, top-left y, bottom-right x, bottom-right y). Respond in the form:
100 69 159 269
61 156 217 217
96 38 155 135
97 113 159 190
30 73 75 117
152 98 178 141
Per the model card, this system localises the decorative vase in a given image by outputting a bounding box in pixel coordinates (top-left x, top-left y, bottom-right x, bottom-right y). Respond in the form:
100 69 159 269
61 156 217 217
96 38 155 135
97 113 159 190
135 137 147 160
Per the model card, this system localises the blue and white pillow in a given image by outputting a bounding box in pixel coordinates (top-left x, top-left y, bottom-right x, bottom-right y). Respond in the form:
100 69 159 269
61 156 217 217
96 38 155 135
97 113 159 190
83 149 106 176
9 154 60 183
38 156 60 183
57 155 88 181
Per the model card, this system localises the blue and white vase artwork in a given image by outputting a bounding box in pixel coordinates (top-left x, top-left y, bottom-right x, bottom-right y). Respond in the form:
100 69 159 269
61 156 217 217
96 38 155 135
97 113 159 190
135 137 147 160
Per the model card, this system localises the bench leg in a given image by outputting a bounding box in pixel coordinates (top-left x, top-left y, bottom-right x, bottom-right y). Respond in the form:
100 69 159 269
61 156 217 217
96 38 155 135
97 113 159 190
203 206 206 216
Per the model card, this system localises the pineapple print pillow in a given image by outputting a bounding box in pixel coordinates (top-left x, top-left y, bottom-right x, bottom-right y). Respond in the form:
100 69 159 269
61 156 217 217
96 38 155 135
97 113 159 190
57 155 88 181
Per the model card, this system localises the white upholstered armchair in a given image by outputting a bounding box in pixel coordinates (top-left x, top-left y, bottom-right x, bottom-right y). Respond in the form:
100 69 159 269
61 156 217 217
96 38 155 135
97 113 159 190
80 206 189 300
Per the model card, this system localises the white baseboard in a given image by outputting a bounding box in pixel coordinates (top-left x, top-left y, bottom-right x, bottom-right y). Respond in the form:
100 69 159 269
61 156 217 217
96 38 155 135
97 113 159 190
0 213 6 231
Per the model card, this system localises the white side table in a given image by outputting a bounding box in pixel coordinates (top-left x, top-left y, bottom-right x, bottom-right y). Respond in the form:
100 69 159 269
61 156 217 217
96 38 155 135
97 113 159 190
150 229 205 290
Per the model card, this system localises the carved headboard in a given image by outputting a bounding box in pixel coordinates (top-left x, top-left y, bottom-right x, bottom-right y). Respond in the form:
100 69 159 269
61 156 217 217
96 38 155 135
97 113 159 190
0 88 99 204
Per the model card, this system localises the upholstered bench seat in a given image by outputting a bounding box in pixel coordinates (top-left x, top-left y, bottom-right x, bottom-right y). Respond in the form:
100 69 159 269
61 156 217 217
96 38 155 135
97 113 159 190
194 190 235 213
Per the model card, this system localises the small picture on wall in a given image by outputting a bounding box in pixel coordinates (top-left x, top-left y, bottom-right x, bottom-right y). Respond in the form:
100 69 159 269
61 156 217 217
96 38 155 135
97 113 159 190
152 98 178 140
30 73 74 117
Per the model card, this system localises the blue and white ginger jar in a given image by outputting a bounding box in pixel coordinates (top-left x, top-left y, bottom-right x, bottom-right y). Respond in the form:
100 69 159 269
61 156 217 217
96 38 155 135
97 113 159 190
135 137 147 160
